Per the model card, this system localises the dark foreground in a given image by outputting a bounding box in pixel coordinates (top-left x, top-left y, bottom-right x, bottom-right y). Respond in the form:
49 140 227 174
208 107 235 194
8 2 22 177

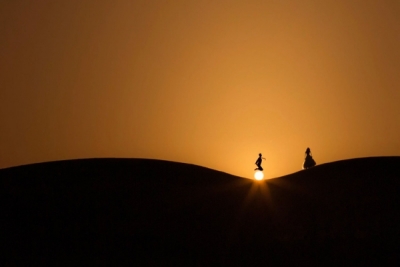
1 157 400 266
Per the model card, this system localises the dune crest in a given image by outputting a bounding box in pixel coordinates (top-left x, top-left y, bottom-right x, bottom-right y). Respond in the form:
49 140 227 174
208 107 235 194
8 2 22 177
1 157 400 265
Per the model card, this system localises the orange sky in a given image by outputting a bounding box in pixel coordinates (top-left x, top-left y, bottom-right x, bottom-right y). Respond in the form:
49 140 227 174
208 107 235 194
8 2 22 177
1 0 399 178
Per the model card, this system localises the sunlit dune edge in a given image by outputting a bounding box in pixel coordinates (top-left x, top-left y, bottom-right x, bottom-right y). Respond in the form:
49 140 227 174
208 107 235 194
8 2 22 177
272 156 400 179
1 156 400 265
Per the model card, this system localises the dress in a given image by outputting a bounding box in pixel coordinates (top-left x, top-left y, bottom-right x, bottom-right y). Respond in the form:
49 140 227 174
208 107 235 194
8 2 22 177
303 148 316 169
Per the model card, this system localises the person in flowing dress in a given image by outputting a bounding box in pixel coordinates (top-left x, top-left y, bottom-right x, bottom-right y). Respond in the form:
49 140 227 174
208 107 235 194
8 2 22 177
303 147 316 169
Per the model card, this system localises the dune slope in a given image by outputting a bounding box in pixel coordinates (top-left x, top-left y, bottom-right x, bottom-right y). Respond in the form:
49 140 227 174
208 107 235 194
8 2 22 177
1 157 399 265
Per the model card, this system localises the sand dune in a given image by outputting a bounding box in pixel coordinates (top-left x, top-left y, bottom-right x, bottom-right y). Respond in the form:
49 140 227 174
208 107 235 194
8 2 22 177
1 157 399 265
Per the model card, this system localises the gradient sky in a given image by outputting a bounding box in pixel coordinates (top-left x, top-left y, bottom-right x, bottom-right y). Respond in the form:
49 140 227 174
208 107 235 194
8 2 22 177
1 0 399 178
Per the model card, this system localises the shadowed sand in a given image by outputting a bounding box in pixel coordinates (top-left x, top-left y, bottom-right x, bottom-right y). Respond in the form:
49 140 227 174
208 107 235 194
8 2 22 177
1 157 400 265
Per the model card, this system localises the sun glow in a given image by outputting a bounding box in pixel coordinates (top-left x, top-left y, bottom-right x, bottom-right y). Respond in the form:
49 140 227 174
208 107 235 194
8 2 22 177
254 170 264 180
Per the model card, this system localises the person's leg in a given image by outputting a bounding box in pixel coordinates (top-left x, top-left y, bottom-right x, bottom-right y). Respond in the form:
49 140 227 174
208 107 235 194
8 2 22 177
256 164 262 171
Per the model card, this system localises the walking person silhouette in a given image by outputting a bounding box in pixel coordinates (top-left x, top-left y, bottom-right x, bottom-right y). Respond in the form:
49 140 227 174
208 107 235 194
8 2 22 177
255 153 266 171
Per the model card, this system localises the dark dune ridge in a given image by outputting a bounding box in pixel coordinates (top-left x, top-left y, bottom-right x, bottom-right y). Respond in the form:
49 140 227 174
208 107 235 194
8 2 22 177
1 157 400 266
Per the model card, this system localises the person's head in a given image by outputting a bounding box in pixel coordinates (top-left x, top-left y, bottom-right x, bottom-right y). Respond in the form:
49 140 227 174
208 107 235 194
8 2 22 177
259 153 262 156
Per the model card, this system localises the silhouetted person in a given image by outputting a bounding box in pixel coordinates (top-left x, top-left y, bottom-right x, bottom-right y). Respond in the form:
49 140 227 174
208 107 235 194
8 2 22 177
255 153 266 171
303 147 316 169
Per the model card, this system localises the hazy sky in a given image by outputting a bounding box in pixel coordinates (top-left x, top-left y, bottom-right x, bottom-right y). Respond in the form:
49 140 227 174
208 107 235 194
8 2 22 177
1 0 399 178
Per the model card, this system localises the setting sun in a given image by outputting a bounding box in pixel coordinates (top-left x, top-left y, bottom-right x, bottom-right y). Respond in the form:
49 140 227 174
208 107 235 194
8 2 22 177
254 170 264 180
